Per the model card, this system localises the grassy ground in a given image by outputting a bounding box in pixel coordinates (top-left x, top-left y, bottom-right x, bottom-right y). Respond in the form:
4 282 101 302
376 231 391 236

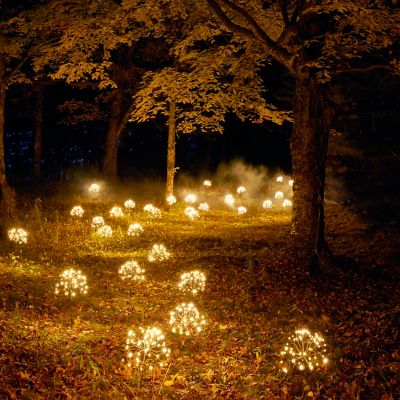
0 183 399 399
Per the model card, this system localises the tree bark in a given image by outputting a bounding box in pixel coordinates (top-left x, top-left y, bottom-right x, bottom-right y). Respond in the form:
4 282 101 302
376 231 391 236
33 85 44 179
290 71 334 271
165 100 176 203
0 58 15 216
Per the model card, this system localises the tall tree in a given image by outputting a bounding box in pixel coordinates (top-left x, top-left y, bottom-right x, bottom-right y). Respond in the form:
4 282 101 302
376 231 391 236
205 0 400 270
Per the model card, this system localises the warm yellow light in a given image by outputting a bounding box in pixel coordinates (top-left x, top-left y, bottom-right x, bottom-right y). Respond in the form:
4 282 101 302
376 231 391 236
119 260 145 281
89 183 100 193
203 180 212 187
148 244 170 262
96 225 112 237
224 194 235 206
282 199 292 207
185 206 199 220
169 302 206 336
184 194 197 204
276 176 283 183
109 206 124 218
274 191 284 199
70 205 84 217
127 223 143 237
178 270 206 295
263 199 273 209
198 202 209 211
237 206 247 215
237 186 246 194
143 204 161 218
91 216 105 230
8 228 28 244
288 179 294 187
124 199 136 210
55 268 88 297
166 195 177 205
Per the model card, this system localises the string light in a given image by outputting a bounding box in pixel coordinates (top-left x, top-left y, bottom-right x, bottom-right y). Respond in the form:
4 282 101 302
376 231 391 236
198 202 209 211
263 199 273 209
110 206 124 218
224 194 235 206
143 204 161 218
96 225 112 237
203 180 212 187
237 186 246 194
89 183 100 193
185 206 199 220
119 260 145 281
166 195 177 205
148 244 170 262
178 270 206 295
237 206 247 215
55 268 88 297
169 302 206 336
124 199 136 210
288 179 294 187
8 228 28 244
124 327 171 370
274 191 284 199
91 216 105 230
70 205 84 217
279 328 329 373
276 176 283 183
127 223 144 237
184 194 197 204
282 199 292 207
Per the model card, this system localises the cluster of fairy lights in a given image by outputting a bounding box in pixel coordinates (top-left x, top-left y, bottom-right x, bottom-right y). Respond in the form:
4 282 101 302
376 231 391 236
237 206 247 215
198 202 209 211
224 194 235 206
8 228 28 244
91 216 105 230
143 204 161 218
148 244 170 262
110 206 124 218
70 205 84 217
169 302 206 336
178 270 206 295
237 186 246 194
203 180 212 187
127 223 144 237
280 328 329 373
89 183 100 193
124 327 171 370
185 206 199 220
119 261 145 281
184 194 197 204
166 195 176 205
124 199 136 210
55 268 88 297
97 224 113 237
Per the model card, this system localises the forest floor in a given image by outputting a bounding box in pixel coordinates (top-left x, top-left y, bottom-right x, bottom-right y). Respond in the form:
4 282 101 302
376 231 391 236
0 181 399 399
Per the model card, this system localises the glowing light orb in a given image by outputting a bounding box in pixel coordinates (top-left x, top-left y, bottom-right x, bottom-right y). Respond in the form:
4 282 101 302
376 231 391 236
224 194 235 206
263 200 273 209
276 176 283 183
8 228 28 244
237 206 247 215
166 195 177 205
288 179 294 187
280 328 329 373
119 260 145 281
178 270 206 295
143 204 161 218
184 194 197 204
70 205 84 217
275 191 284 199
203 180 212 187
282 199 292 207
185 206 199 220
89 183 100 193
237 186 246 194
91 216 105 230
148 244 170 262
124 199 136 210
169 302 206 336
124 327 171 370
198 202 209 211
55 268 88 297
109 206 124 218
96 225 113 237
127 223 144 237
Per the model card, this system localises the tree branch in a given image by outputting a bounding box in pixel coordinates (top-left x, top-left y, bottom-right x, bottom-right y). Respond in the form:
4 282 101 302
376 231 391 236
334 64 392 76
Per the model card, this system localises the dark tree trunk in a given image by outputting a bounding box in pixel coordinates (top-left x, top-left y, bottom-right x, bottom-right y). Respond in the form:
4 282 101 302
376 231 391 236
0 59 15 216
290 71 334 272
165 100 176 203
33 85 44 179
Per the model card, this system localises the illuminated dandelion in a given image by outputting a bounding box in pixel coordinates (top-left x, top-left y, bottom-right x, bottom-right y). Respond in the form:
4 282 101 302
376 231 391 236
96 225 112 237
263 199 273 209
224 194 235 207
91 216 105 230
184 194 197 204
279 328 329 373
89 183 100 193
169 302 206 336
143 204 161 218
127 223 144 237
124 199 136 210
8 228 28 244
110 206 124 218
275 191 284 199
237 186 246 194
288 179 294 187
70 205 84 217
55 268 88 297
166 195 177 205
237 206 247 215
119 260 145 281
203 180 212 187
277 176 283 183
148 244 170 262
282 199 292 208
198 202 209 211
185 206 199 220
124 327 171 370
178 270 206 295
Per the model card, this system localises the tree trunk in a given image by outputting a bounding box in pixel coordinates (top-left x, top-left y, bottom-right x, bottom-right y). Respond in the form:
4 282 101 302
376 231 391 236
290 71 334 272
33 85 44 179
165 100 176 203
102 90 123 177
0 61 15 216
